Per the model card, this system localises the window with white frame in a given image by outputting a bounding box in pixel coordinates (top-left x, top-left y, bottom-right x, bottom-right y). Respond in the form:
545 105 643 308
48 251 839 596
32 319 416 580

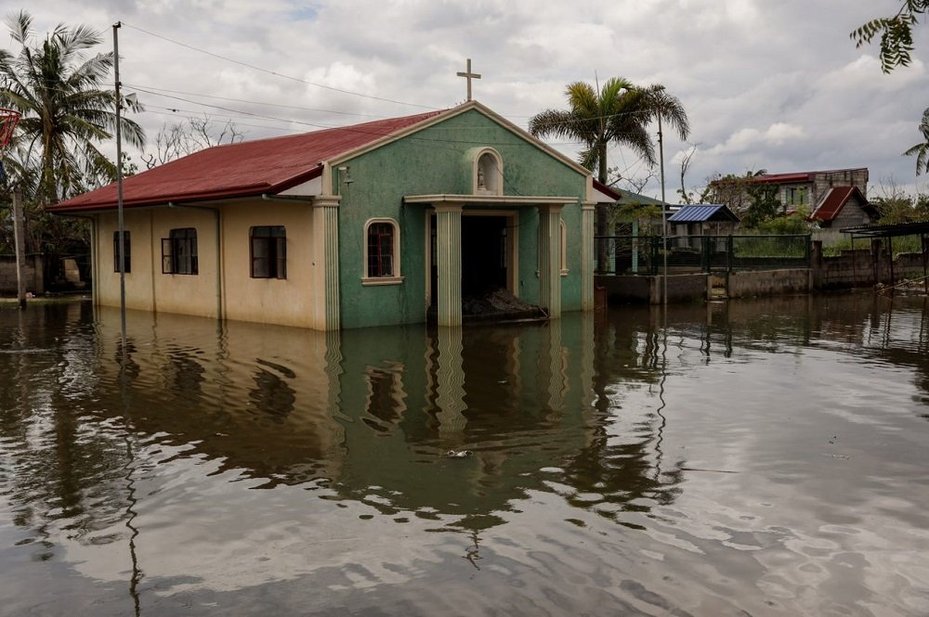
364 219 401 282
560 219 568 275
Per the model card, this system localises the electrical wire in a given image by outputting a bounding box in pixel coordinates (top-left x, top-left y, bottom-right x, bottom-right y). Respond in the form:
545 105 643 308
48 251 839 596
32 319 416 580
121 21 439 110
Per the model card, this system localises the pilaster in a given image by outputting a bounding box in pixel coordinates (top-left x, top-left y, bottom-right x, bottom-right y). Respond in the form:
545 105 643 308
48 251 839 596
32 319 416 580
312 195 341 331
581 202 595 311
434 204 463 327
538 204 563 319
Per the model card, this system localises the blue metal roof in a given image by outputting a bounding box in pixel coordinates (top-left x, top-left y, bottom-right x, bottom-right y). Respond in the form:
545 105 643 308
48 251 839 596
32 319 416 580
667 204 740 223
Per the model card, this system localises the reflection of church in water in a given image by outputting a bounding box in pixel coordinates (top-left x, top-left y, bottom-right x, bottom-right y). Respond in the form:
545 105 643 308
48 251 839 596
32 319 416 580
95 306 684 524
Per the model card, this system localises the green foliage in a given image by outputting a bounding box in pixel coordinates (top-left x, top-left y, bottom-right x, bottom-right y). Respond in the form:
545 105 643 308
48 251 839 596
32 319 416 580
756 209 812 234
824 234 923 257
529 78 689 183
706 170 788 228
742 183 781 228
530 78 689 250
609 202 663 235
0 11 144 257
732 235 809 259
904 107 929 175
853 3 929 175
0 11 145 204
872 191 929 223
850 0 929 73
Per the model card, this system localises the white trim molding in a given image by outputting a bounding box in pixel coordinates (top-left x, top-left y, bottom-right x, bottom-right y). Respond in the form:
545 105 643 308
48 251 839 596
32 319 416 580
362 217 402 285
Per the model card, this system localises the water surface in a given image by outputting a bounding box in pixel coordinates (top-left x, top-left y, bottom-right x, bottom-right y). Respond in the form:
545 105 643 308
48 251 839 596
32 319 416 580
1 295 928 616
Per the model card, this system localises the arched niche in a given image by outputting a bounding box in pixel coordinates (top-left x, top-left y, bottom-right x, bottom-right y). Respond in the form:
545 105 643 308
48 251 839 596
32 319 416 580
472 147 503 195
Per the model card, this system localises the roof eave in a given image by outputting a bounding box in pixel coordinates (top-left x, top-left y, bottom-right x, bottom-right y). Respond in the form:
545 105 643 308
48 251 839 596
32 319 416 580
49 165 325 214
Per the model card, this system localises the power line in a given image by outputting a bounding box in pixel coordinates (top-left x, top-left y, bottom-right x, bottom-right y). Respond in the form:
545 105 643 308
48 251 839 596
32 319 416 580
121 22 440 111
131 86 590 148
123 83 394 119
142 105 297 134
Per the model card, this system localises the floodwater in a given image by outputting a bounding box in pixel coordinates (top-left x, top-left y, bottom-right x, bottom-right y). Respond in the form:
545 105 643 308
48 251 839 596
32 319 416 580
1 295 928 617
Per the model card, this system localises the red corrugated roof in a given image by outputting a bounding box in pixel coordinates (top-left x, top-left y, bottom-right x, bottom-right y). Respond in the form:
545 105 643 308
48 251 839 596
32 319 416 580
810 186 867 222
750 172 812 184
748 167 868 185
50 110 446 212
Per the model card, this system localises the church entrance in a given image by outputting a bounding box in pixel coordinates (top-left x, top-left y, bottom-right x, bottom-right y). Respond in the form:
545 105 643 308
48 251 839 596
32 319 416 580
428 212 513 317
461 215 508 299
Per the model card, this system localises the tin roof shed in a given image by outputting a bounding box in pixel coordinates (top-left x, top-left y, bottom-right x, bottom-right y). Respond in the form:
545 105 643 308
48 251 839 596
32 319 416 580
668 204 740 223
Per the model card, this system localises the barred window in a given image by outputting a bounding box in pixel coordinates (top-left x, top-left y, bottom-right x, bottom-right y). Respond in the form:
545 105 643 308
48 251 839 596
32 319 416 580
113 230 131 273
162 228 198 275
250 226 286 279
366 221 396 278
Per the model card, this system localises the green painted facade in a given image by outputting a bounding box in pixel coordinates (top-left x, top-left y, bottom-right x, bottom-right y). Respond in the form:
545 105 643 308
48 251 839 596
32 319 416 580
334 108 588 329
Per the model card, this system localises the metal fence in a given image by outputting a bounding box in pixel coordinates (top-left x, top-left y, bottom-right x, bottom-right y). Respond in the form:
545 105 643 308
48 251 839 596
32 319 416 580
594 234 811 275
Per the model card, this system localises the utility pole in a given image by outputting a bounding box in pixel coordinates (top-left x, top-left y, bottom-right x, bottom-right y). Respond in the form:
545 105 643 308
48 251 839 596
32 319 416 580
658 116 668 312
12 189 26 309
113 21 127 346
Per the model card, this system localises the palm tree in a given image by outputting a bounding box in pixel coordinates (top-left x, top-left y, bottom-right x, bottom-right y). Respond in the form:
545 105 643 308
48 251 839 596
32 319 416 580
529 78 689 257
0 11 144 204
904 107 929 175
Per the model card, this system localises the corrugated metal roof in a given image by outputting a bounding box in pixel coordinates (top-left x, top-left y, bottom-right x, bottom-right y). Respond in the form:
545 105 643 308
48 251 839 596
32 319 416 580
50 109 446 212
750 172 812 184
668 204 739 223
807 185 877 223
749 168 868 185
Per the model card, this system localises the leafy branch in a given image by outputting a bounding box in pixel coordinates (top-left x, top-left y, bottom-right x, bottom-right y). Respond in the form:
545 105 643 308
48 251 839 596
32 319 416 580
850 0 929 73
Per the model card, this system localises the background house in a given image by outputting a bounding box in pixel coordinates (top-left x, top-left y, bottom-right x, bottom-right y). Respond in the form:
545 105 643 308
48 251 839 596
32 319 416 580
750 167 869 211
807 186 878 228
708 167 871 221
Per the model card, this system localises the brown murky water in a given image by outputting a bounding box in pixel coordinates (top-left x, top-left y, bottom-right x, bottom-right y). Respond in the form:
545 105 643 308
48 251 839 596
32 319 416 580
1 295 928 616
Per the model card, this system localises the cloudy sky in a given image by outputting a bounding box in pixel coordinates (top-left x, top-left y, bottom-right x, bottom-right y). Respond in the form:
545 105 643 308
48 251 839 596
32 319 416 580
14 0 929 199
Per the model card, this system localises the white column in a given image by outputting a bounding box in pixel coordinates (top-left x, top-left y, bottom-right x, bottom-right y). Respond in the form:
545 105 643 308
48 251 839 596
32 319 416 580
434 203 463 327
311 195 341 331
538 204 563 319
581 202 595 311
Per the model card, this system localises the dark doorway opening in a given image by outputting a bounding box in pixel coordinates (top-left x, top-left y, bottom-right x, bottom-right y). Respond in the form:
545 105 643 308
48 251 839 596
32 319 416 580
428 213 546 324
462 216 507 299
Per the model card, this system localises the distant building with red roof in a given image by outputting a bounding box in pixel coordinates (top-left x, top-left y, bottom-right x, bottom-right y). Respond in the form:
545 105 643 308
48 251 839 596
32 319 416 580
749 167 869 213
706 167 874 226
50 101 597 330
808 185 878 228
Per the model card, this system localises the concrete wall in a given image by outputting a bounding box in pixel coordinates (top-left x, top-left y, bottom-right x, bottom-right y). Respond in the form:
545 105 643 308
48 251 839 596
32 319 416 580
812 240 928 290
596 273 707 304
811 168 869 202
823 194 874 228
0 254 44 295
727 268 810 298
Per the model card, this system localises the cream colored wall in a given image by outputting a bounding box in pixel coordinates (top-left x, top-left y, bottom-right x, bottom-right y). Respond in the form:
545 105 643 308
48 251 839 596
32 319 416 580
95 201 320 328
220 201 318 328
96 210 157 313
97 207 219 318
